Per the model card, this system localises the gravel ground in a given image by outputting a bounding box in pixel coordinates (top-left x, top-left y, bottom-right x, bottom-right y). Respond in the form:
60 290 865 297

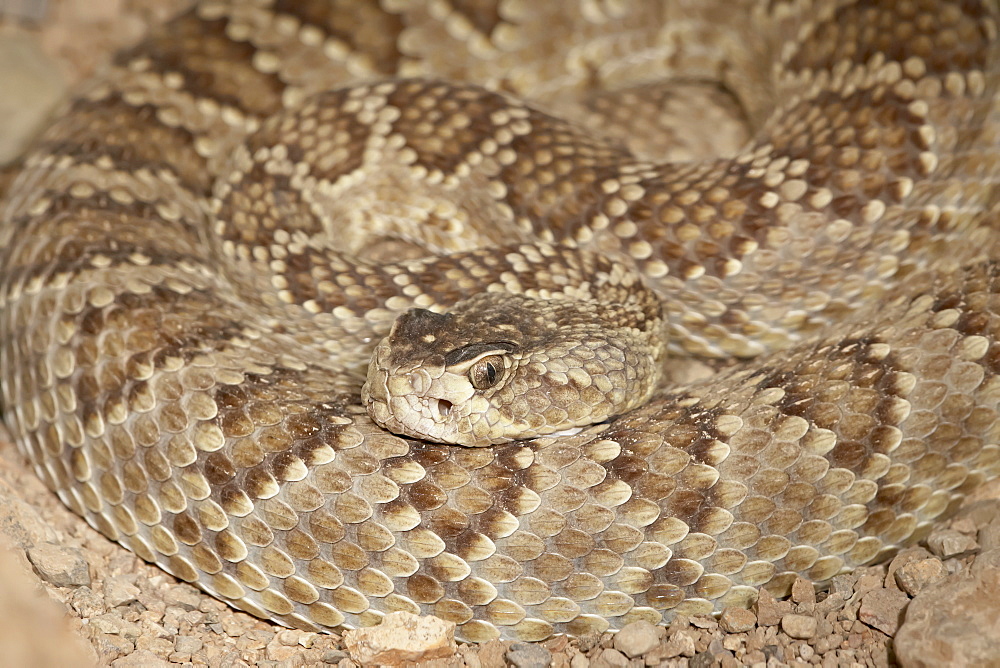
3 2 1000 666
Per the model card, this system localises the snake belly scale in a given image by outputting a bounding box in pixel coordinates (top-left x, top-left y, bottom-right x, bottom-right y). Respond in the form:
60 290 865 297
2 0 1000 643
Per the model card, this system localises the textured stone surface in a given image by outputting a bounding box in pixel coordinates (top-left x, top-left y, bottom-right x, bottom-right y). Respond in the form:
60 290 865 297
926 529 980 560
27 542 91 587
719 608 757 633
894 558 947 597
780 614 818 639
859 589 910 636
506 641 553 668
342 611 457 665
612 620 660 658
103 575 140 608
0 537 97 666
896 549 1000 667
754 588 793 627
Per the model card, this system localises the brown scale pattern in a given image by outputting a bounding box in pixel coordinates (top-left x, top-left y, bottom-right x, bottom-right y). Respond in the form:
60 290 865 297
1 0 1000 645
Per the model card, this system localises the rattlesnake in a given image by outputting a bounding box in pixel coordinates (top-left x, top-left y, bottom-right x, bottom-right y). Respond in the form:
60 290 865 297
2 0 1000 644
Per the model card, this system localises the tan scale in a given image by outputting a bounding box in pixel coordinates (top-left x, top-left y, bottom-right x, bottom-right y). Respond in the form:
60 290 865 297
2 0 1000 645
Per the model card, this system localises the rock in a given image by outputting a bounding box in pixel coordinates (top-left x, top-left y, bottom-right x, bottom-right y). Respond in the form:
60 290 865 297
264 628 316 660
858 588 909 636
70 586 106 618
569 652 590 668
90 613 142 640
322 649 349 664
719 607 757 633
174 635 204 656
590 648 628 668
162 584 202 611
110 649 173 668
780 614 817 639
831 571 861 599
277 629 315 648
104 575 140 608
0 484 59 548
506 641 552 668
690 651 718 668
815 591 847 616
950 517 979 535
93 632 135 660
895 548 1000 667
926 528 979 559
790 577 816 612
848 571 886 602
265 633 300 662
894 557 946 596
661 631 696 659
884 548 933 590
0 538 98 667
475 639 507 668
754 588 792 626
979 514 1000 550
26 542 91 587
690 615 718 629
612 620 659 657
342 612 456 665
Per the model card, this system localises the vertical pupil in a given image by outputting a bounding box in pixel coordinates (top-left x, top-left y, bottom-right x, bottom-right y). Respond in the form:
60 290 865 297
486 363 496 384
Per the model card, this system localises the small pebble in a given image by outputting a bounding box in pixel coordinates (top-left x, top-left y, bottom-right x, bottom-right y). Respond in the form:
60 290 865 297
780 614 818 639
104 575 140 607
927 529 979 559
323 650 349 664
174 635 204 655
754 588 792 626
97 613 142 639
506 641 552 668
342 611 456 665
690 615 717 629
661 631 696 659
978 515 1000 550
27 542 91 587
719 607 757 633
894 557 947 596
950 517 978 535
109 649 172 668
850 571 886 602
831 572 860 599
689 651 716 668
162 584 203 611
858 588 910 636
612 620 659 658
591 647 628 668
71 586 105 618
791 577 816 612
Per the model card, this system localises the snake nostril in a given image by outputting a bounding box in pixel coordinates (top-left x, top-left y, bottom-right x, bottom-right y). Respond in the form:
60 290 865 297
438 399 453 417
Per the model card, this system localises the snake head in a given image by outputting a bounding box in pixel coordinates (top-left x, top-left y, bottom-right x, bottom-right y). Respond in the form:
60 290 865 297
361 293 663 447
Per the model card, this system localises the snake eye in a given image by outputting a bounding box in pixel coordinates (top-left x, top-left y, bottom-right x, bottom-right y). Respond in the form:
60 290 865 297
469 355 504 390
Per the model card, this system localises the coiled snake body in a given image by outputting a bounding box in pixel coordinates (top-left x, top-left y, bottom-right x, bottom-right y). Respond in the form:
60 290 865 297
2 0 1000 643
